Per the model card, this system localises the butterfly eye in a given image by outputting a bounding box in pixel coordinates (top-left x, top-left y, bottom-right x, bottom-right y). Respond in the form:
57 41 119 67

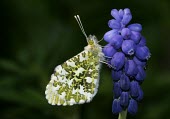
88 39 94 45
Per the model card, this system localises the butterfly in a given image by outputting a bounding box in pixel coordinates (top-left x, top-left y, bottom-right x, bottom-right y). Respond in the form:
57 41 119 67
45 15 105 106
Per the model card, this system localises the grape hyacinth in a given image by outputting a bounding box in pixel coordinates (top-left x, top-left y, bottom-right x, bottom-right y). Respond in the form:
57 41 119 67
102 8 151 116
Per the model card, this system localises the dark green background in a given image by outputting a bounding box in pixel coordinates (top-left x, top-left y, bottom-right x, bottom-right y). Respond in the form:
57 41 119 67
1 0 169 119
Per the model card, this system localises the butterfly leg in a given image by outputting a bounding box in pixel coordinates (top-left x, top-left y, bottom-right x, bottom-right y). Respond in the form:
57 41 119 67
99 60 114 69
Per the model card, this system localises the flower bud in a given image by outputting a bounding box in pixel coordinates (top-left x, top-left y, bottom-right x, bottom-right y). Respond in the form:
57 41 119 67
124 60 138 76
133 56 146 66
136 86 143 101
108 19 121 29
102 44 116 57
135 46 151 60
128 23 142 32
118 9 124 19
131 31 141 44
135 66 146 82
120 92 129 107
122 40 135 55
110 35 123 49
112 99 122 114
121 28 131 39
113 82 122 98
111 9 121 21
111 70 122 81
128 99 138 115
122 8 132 25
138 36 146 46
120 74 130 91
130 81 139 97
104 29 119 43
111 52 125 70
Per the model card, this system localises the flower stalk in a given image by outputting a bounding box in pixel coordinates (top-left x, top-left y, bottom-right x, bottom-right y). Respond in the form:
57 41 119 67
118 110 127 119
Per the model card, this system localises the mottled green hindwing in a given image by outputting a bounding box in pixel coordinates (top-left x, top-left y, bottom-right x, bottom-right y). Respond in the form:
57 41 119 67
45 49 102 106
45 34 104 106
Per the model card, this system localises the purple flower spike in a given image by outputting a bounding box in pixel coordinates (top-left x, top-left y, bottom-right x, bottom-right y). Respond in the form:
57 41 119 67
102 44 116 57
122 40 135 55
120 74 130 91
135 66 146 82
122 8 132 25
120 92 129 107
111 9 122 21
124 60 138 76
136 46 151 60
110 35 123 49
103 8 151 115
111 70 122 81
133 56 146 66
112 99 122 114
130 81 139 97
131 31 141 44
128 23 142 32
128 99 138 115
138 36 146 46
108 19 121 29
111 52 125 70
113 82 122 98
104 29 119 43
121 28 131 39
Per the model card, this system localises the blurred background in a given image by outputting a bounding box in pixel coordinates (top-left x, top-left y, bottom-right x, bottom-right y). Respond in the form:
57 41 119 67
1 0 169 119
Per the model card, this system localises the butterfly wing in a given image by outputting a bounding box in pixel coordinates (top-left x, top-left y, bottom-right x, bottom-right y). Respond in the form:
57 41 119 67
45 50 101 106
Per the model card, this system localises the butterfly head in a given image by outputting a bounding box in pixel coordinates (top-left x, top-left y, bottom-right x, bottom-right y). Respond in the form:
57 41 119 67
85 35 103 59
87 35 98 46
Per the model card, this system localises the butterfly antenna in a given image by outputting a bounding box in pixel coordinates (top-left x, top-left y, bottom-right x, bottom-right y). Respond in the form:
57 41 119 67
74 15 88 40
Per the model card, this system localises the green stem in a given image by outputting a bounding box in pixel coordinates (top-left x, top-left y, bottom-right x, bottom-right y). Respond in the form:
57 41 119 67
118 110 127 119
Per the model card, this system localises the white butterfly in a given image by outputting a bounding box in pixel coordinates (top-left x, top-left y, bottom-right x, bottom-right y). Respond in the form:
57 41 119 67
45 15 105 106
